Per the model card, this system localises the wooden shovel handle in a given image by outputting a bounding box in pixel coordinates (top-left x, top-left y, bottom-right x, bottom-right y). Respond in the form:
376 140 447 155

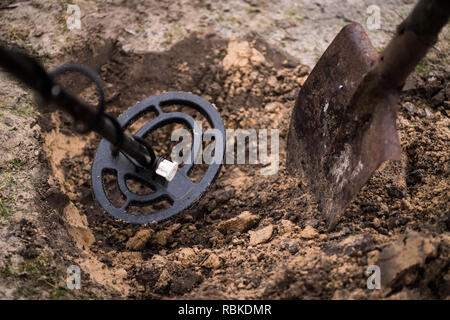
375 0 449 91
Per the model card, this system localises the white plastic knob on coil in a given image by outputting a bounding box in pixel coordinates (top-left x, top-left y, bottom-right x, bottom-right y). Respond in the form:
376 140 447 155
155 159 178 181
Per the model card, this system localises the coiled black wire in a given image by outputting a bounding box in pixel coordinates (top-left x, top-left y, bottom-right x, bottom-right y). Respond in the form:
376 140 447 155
49 63 156 168
49 63 105 134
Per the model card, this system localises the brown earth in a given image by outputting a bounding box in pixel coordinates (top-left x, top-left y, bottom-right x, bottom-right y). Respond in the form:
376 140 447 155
0 1 449 300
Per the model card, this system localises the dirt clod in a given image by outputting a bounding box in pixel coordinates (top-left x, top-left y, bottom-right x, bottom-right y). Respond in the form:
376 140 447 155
217 211 260 235
299 226 319 239
126 230 154 251
249 225 274 246
151 224 180 247
202 253 222 269
376 231 441 289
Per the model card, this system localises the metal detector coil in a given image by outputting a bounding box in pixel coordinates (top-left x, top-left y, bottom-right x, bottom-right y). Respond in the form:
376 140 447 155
91 92 225 224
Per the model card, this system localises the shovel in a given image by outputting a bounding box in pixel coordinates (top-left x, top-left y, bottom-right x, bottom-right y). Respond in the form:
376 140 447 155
287 0 449 230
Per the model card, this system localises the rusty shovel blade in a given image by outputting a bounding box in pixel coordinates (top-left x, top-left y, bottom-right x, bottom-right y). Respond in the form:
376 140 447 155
287 23 402 230
287 0 449 230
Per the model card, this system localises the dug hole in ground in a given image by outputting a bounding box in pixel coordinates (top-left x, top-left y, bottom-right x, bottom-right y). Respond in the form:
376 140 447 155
0 0 449 299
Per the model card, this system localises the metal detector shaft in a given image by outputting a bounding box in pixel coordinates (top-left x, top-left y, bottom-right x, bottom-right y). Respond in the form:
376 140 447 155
0 45 152 167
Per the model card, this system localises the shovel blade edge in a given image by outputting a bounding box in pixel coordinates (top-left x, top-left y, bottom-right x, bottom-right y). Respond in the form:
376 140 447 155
287 23 401 229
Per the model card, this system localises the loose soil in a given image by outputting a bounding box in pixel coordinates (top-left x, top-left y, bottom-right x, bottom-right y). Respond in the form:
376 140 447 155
0 0 448 300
